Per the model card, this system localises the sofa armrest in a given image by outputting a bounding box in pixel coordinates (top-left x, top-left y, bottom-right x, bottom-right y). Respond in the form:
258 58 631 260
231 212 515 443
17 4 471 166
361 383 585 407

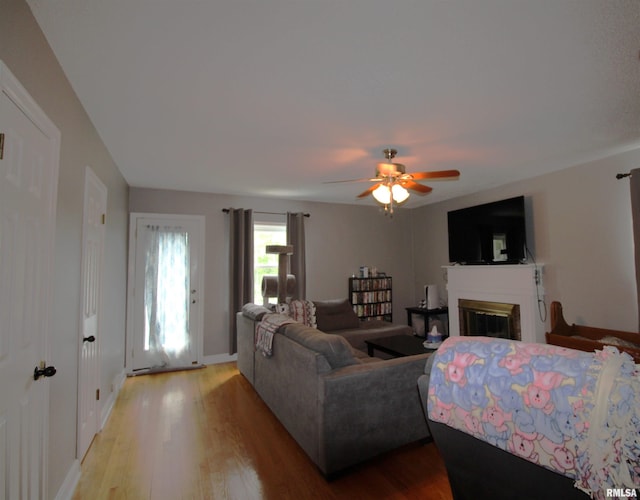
236 312 257 385
417 353 436 419
318 353 431 474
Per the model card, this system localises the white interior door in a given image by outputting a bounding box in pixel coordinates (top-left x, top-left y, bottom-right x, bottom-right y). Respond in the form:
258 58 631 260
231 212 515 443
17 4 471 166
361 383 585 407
77 167 106 461
127 214 204 373
0 62 60 499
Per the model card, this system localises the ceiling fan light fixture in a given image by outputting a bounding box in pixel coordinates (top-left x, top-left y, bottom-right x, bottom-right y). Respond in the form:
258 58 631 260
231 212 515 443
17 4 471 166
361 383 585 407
372 182 410 206
391 184 410 203
372 184 392 204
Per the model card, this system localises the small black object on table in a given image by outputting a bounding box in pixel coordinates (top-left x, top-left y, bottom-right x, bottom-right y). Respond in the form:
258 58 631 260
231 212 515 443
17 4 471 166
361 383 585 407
365 334 437 358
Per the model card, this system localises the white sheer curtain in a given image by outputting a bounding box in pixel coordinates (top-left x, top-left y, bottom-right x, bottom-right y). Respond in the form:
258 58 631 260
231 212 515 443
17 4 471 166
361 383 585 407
144 225 191 369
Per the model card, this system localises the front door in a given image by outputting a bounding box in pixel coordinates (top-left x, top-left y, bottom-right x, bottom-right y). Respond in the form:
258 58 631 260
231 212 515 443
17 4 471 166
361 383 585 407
0 62 60 498
127 214 204 373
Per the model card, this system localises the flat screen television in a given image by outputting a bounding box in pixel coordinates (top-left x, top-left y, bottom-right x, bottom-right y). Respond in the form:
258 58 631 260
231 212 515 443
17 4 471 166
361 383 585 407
447 196 527 265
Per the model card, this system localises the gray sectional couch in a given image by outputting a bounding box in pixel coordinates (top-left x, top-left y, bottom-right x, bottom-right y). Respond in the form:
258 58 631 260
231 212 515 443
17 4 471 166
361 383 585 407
236 298 430 477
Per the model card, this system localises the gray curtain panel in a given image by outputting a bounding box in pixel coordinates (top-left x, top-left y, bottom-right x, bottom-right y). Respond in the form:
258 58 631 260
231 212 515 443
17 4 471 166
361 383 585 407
287 212 306 300
229 208 253 354
631 169 640 330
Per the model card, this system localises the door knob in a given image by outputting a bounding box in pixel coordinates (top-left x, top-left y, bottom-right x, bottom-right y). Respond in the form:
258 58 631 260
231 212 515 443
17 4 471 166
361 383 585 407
34 365 57 380
83 335 96 343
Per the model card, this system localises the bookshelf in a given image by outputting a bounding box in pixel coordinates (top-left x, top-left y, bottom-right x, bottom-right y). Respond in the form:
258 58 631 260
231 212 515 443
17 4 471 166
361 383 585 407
349 277 393 322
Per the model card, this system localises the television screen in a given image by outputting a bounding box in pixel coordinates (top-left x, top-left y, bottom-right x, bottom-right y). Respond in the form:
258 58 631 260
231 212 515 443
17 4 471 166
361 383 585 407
447 196 527 264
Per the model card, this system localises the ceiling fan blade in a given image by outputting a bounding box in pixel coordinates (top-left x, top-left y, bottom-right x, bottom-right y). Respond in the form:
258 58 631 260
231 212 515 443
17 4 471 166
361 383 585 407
403 180 433 195
323 177 375 184
357 183 382 198
408 169 460 181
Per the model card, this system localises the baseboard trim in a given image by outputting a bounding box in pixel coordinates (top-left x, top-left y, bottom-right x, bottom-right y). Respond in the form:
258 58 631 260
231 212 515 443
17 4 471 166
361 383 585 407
53 458 81 500
202 353 237 365
100 368 126 430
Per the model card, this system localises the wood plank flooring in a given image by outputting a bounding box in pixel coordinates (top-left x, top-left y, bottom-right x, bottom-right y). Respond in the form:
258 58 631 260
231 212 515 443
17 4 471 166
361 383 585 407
73 362 453 500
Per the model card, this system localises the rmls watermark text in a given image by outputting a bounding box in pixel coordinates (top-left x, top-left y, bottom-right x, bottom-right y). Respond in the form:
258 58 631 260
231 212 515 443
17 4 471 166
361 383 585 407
606 488 638 498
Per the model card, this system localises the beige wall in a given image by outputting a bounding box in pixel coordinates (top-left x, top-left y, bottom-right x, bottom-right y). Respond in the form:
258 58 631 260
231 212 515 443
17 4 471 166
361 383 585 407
129 189 414 357
1 0 129 496
411 147 640 332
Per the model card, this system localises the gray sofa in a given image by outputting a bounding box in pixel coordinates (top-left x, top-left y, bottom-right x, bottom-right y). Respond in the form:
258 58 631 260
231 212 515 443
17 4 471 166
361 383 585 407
313 298 415 352
237 299 430 477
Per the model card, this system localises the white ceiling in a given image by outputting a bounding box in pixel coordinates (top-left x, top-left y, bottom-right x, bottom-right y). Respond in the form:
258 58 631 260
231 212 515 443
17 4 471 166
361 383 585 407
27 0 640 208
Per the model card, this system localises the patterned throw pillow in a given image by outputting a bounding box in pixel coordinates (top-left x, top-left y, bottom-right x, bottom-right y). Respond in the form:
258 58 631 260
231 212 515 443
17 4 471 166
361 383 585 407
288 299 317 328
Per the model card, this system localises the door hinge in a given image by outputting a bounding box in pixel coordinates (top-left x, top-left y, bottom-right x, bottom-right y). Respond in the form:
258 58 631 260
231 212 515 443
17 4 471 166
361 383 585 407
96 389 100 400
0 133 4 160
101 213 106 225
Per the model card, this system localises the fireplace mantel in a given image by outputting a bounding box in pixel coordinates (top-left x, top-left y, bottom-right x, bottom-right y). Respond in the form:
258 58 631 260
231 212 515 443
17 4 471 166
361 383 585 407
444 264 545 343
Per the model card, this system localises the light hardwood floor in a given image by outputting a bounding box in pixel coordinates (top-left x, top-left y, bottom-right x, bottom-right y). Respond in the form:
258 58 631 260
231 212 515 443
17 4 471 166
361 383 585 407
73 363 453 500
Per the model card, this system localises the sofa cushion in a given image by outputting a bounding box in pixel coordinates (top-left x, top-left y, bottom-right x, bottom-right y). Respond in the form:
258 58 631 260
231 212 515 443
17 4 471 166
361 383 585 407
242 303 271 321
313 298 360 332
281 322 358 368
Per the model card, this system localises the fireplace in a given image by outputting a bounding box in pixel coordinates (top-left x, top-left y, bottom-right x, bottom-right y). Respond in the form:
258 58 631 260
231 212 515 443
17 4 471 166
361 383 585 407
444 264 545 343
458 299 521 340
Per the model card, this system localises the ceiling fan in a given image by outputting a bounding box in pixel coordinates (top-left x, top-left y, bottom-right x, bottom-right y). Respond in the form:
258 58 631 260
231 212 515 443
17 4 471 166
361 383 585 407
327 148 460 214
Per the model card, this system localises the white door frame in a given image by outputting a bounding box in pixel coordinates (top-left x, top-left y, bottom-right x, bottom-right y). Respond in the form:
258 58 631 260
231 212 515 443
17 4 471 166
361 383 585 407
77 166 106 460
0 60 60 499
126 213 205 373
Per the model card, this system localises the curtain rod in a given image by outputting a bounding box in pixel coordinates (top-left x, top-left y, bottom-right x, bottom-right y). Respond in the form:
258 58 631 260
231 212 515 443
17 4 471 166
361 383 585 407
222 208 310 217
616 172 632 179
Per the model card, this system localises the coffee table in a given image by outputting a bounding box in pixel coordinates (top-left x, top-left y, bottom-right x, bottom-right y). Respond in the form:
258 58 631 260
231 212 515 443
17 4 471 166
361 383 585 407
365 334 437 358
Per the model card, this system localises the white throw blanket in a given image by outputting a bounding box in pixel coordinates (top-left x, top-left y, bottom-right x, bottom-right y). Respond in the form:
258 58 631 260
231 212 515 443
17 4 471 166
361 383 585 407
254 313 296 357
574 346 640 498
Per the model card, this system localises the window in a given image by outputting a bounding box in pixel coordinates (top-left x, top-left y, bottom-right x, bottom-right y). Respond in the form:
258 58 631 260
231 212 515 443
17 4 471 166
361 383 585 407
253 222 287 304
